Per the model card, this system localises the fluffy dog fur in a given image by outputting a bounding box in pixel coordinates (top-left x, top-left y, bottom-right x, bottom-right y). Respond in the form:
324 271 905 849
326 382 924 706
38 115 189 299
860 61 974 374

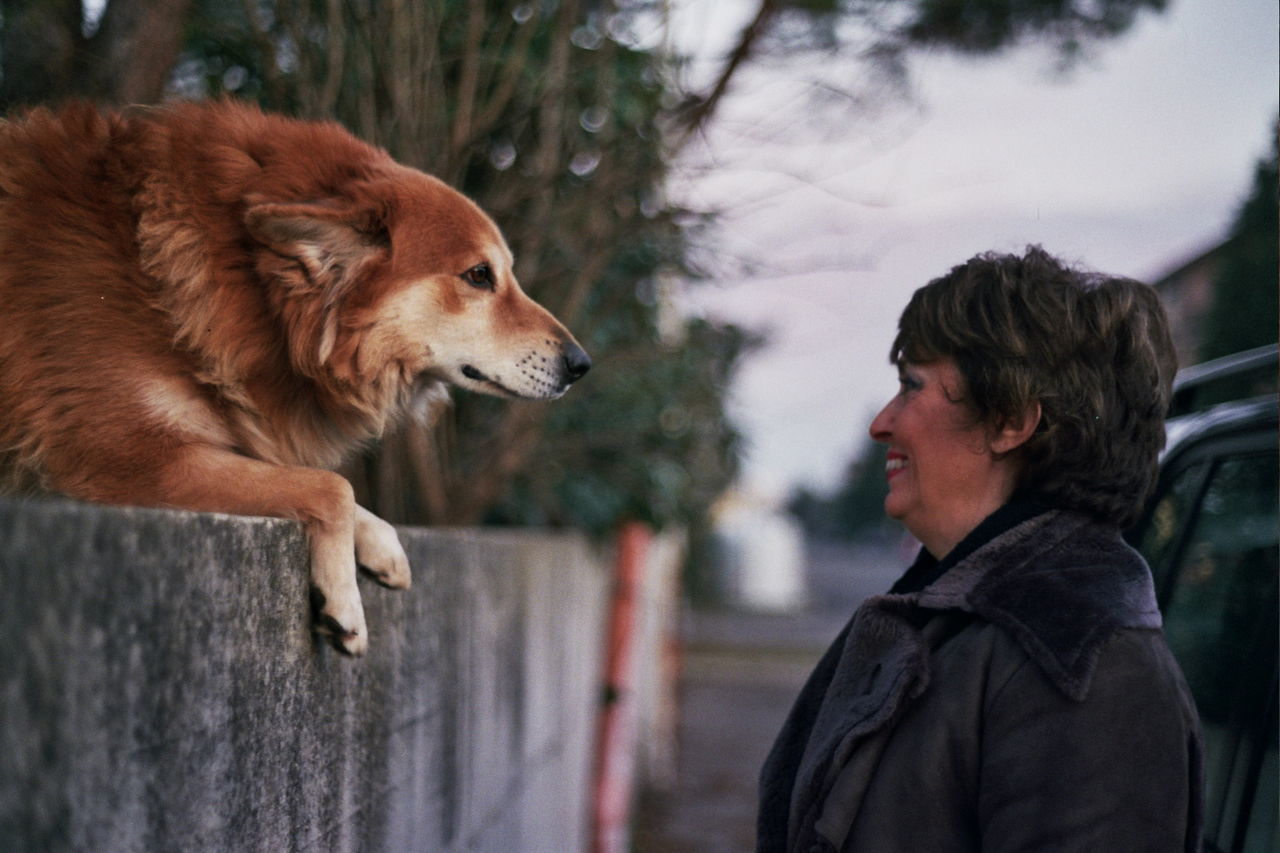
0 100 590 655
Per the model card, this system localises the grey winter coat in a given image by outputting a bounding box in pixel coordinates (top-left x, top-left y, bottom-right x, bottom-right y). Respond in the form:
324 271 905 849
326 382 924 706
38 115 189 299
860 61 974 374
757 509 1204 853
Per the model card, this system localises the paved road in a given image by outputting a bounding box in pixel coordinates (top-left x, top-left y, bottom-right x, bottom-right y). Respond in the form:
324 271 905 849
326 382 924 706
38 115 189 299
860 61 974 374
632 538 909 853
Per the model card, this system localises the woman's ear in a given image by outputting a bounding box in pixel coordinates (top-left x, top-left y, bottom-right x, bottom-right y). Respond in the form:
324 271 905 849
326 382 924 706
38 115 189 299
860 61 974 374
990 401 1042 456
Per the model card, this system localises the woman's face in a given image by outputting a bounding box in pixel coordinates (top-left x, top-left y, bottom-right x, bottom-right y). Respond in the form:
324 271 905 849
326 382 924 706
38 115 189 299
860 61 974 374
869 358 1023 559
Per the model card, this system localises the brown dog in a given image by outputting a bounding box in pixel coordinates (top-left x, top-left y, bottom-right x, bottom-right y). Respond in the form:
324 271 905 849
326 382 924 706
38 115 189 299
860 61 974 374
0 101 589 655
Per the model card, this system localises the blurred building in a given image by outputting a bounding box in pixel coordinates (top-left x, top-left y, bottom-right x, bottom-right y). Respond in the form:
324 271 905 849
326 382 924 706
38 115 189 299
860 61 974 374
708 486 807 611
1151 240 1230 369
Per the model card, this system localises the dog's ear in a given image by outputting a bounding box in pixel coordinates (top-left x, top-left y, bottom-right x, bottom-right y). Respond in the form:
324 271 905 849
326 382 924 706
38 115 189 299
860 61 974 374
244 200 388 302
245 200 389 369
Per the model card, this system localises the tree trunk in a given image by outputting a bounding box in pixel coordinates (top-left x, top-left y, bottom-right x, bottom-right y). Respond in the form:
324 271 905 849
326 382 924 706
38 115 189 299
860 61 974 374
88 0 194 104
0 0 194 111
0 0 83 110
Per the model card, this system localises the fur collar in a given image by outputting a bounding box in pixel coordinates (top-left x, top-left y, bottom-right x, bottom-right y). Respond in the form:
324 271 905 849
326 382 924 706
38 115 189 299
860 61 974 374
909 509 1163 701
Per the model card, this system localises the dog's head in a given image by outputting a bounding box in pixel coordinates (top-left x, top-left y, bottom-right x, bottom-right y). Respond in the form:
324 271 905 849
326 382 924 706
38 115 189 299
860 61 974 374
245 168 590 403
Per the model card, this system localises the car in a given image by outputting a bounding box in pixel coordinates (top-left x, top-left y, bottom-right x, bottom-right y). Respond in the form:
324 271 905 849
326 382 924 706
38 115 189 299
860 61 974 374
1130 343 1278 853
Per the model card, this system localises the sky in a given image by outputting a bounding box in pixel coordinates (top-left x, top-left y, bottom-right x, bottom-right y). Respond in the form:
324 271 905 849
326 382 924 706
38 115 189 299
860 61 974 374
664 0 1280 497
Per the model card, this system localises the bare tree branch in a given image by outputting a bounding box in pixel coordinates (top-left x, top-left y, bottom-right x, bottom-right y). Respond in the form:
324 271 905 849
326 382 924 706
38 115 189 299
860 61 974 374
318 0 346 117
672 0 780 143
466 5 539 144
449 0 486 156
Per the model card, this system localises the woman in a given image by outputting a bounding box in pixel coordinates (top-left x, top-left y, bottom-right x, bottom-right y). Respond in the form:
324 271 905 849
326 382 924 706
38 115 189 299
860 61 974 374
758 247 1203 852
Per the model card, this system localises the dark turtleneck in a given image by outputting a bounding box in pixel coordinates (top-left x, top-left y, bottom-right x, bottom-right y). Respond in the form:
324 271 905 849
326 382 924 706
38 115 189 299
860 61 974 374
888 493 1052 595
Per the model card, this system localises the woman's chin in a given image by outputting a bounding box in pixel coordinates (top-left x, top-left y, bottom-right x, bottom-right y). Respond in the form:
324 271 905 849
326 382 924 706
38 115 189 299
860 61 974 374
883 493 910 523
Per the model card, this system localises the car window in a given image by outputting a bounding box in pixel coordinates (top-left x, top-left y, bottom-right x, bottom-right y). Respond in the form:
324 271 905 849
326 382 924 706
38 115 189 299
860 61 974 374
1138 459 1208 586
1154 451 1278 853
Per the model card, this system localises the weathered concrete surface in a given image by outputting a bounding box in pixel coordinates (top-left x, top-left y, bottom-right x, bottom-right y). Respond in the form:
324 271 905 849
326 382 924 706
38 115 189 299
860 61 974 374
0 497 607 853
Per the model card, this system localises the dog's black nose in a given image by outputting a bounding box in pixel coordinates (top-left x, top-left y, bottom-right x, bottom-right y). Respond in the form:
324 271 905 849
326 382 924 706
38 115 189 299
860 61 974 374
562 343 591 384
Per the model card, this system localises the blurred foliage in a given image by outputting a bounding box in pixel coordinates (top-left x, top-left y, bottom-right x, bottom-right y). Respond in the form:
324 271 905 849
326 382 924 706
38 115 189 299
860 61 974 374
0 0 193 109
788 438 892 541
899 0 1169 57
486 317 763 530
673 0 1169 135
1199 118 1279 363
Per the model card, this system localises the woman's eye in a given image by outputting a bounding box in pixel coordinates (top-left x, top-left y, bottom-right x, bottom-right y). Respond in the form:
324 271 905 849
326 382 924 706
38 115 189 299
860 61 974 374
898 374 922 394
462 264 494 290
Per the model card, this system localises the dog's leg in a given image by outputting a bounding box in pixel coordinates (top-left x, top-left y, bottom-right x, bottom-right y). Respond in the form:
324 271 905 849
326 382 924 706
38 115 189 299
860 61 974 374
354 505 411 589
70 445 373 655
165 448 369 654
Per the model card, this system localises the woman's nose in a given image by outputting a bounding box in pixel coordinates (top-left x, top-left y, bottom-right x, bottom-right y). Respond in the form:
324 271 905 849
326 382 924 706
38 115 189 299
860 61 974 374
869 400 893 442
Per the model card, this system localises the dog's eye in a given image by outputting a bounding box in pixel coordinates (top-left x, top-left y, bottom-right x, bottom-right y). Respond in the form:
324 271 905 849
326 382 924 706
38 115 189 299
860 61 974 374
461 264 494 290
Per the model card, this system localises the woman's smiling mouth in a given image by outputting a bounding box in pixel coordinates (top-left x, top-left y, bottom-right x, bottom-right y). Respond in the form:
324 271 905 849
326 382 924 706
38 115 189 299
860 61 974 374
886 451 908 480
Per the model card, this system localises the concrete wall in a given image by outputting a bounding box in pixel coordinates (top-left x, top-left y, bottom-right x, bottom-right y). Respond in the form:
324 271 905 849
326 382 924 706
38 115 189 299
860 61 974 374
0 497 609 853
629 530 684 794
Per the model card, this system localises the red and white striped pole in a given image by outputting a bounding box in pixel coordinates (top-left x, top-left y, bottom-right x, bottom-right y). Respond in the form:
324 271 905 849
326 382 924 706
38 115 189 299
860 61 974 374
592 521 650 853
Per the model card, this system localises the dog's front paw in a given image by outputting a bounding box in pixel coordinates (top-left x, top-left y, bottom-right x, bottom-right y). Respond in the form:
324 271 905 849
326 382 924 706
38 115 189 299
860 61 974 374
310 585 369 656
355 508 412 589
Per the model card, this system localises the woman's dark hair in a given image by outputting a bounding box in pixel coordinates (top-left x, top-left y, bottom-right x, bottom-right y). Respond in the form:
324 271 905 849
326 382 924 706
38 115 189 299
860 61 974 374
891 245 1178 528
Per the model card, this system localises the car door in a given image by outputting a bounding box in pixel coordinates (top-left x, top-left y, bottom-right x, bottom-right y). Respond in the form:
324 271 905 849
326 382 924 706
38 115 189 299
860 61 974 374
1136 426 1278 853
